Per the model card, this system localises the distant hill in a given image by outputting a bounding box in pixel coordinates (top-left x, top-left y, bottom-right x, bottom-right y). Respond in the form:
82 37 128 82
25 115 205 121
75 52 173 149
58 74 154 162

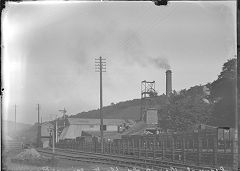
19 124 38 144
2 120 32 140
71 96 169 120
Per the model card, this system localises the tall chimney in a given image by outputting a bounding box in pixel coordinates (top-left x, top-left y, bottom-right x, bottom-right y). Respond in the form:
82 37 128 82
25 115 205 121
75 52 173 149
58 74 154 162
166 70 172 96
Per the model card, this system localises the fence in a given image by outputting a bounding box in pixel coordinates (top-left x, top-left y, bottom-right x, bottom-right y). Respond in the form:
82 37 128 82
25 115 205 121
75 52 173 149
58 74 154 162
56 129 234 169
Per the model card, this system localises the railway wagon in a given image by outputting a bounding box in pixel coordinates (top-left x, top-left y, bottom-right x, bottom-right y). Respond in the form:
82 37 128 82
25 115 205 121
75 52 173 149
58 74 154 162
118 128 234 167
55 127 235 168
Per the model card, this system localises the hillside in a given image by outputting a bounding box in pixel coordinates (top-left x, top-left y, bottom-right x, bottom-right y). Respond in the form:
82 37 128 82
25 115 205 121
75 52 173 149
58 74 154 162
71 96 170 120
71 59 237 129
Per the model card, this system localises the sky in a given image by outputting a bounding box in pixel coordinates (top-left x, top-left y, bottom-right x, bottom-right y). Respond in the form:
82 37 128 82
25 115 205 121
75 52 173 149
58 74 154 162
2 1 237 124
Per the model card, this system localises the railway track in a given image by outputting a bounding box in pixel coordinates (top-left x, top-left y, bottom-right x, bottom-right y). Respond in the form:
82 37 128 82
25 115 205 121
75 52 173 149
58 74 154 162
38 148 146 170
37 148 217 171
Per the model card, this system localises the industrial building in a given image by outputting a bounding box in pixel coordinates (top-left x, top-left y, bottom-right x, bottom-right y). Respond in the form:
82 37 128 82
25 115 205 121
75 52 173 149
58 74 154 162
59 118 134 140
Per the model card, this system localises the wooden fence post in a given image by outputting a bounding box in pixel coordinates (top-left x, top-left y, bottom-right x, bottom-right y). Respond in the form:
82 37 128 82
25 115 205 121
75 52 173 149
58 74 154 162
153 137 156 160
94 141 96 153
109 141 111 154
112 141 115 154
182 135 186 164
145 139 147 158
172 135 175 162
119 140 121 155
127 138 129 155
213 132 218 167
197 131 202 165
116 141 118 154
162 137 165 160
132 139 134 156
138 138 141 158
122 139 124 155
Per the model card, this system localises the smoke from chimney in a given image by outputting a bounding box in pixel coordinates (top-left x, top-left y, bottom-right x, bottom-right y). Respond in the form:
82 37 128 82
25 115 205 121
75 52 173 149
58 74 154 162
166 70 172 96
151 57 170 70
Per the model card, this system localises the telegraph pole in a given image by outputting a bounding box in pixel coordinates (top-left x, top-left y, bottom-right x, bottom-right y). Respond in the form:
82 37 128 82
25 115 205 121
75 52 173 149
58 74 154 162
38 104 40 125
1 89 3 138
37 104 41 147
95 56 106 153
14 104 16 131
55 119 58 143
233 57 239 171
59 108 67 127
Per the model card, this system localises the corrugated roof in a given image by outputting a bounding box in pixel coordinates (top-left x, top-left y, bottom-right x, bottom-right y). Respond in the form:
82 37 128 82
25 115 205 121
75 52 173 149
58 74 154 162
68 118 127 125
59 125 82 139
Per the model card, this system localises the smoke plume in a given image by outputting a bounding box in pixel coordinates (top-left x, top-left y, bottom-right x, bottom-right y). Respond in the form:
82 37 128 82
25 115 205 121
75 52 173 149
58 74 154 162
120 30 171 70
151 57 171 70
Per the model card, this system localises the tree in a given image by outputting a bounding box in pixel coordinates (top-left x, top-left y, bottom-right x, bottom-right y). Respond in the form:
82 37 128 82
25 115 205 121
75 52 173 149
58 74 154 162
209 58 237 127
149 91 158 97
161 86 212 131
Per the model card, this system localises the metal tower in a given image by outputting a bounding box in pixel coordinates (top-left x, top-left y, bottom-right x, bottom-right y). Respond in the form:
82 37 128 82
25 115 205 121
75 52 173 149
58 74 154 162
140 80 157 121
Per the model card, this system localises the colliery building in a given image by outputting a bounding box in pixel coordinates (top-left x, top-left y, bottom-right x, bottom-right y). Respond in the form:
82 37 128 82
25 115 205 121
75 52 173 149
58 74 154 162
59 118 134 140
40 108 162 147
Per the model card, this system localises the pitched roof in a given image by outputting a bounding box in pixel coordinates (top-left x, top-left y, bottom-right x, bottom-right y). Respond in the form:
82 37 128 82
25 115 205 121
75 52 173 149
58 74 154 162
41 122 54 128
67 118 128 125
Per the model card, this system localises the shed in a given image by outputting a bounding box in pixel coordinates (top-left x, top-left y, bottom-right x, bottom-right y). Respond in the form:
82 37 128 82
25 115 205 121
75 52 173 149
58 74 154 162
59 118 129 140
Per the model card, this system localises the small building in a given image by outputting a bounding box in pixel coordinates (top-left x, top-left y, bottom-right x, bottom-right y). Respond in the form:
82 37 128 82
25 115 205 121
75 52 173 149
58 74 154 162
144 108 158 124
40 117 68 148
40 122 54 148
59 118 131 140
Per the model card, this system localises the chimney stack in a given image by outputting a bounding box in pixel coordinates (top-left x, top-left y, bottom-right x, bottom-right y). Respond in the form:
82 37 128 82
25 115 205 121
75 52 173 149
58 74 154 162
166 70 172 96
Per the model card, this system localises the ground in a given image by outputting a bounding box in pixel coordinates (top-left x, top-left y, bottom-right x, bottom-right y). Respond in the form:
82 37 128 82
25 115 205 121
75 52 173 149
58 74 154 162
3 149 128 171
